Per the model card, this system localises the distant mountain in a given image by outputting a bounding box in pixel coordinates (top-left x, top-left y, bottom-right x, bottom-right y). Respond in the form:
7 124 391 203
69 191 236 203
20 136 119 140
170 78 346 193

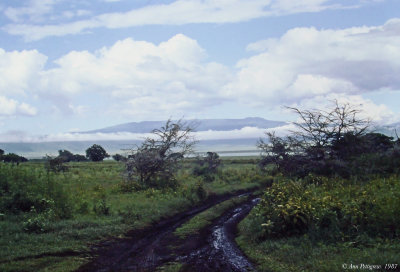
84 117 287 134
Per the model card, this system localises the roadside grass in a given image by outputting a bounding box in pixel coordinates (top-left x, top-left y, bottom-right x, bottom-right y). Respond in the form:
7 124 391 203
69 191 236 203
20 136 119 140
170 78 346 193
236 233 400 272
174 196 248 239
0 158 263 272
236 174 400 272
156 262 184 272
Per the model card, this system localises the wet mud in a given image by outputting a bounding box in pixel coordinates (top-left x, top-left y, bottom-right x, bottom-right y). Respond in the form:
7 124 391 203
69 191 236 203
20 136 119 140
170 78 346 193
77 191 259 272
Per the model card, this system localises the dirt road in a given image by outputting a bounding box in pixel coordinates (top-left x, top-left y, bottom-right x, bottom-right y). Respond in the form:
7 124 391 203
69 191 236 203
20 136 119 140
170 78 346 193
77 191 259 272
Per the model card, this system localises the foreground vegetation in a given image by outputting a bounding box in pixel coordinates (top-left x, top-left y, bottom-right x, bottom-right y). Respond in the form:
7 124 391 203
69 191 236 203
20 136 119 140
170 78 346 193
0 158 267 272
237 174 400 272
237 102 400 271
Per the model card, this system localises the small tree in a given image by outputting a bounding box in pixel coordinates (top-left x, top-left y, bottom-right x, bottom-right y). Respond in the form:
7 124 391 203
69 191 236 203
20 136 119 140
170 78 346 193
258 132 305 174
193 152 221 182
287 100 369 160
258 101 370 177
57 149 74 162
86 144 109 162
112 154 126 162
45 155 68 173
126 119 196 188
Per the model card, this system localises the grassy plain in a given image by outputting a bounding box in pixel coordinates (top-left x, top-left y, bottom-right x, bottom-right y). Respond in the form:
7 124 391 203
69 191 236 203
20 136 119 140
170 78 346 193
0 158 265 272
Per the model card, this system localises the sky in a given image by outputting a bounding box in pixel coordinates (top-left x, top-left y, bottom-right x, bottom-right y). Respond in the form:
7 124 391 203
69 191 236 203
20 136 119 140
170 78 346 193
0 0 400 142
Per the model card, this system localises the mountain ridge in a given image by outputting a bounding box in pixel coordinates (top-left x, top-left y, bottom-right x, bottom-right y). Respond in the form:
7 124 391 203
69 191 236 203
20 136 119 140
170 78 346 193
84 117 287 134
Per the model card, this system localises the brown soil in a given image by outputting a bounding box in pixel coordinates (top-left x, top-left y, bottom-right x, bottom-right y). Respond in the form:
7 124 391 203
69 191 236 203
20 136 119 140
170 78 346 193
76 189 258 272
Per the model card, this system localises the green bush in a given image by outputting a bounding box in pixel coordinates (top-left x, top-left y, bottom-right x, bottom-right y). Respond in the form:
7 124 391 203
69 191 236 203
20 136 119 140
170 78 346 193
23 206 55 233
249 175 400 242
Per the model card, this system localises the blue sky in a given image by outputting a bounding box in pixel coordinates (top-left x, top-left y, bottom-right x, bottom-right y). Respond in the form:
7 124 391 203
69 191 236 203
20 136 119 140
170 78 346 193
0 0 400 142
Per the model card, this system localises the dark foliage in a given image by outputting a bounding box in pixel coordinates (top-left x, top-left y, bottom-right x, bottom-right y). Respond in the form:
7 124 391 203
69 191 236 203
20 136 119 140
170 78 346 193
112 153 127 162
258 101 399 178
86 144 110 162
57 149 74 162
1 153 28 164
71 154 88 162
45 156 69 173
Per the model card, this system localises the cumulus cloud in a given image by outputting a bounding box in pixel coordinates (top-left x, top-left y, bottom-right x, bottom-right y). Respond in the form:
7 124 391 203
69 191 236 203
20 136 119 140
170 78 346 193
0 48 47 96
41 34 232 118
225 19 400 110
291 94 398 125
0 96 37 116
0 34 231 118
3 0 378 41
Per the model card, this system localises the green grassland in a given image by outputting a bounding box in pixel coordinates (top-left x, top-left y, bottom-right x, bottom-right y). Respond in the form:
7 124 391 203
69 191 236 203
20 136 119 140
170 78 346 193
0 158 267 272
1 155 399 272
236 174 400 272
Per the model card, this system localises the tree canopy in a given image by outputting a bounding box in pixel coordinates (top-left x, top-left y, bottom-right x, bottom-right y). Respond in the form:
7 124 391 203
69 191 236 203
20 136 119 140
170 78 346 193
85 144 109 162
258 101 399 177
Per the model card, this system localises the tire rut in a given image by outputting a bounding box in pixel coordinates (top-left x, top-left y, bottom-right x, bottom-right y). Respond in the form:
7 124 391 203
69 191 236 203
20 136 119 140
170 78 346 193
77 190 259 272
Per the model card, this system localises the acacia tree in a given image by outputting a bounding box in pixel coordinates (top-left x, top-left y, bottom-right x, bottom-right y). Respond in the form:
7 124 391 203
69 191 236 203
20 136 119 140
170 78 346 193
287 100 370 159
125 119 196 188
258 101 370 177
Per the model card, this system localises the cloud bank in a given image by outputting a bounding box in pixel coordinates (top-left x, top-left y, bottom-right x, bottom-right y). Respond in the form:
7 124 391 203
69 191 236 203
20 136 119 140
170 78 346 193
0 124 294 143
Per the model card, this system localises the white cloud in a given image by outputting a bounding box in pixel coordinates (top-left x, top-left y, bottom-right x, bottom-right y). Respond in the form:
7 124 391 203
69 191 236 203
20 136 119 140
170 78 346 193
0 48 47 96
225 19 400 109
286 93 399 125
3 0 379 41
40 34 231 118
4 0 58 23
0 96 37 116
1 19 399 124
0 34 231 118
0 124 291 143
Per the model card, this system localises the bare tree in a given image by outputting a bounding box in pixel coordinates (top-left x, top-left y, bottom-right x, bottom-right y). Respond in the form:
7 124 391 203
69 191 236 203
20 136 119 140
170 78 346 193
125 119 196 188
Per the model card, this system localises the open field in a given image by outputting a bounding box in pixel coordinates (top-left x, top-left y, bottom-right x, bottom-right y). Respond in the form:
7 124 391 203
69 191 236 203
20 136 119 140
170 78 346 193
0 158 268 272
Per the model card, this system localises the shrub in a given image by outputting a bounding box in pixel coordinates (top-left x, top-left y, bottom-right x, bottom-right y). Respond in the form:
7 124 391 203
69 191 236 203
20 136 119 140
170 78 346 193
0 163 73 219
193 152 221 182
23 205 55 233
1 153 28 164
251 175 400 242
45 156 69 173
112 154 126 162
125 119 195 189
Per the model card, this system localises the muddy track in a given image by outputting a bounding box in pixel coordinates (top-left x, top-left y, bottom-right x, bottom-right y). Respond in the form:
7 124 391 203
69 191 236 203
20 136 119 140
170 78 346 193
77 190 259 272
